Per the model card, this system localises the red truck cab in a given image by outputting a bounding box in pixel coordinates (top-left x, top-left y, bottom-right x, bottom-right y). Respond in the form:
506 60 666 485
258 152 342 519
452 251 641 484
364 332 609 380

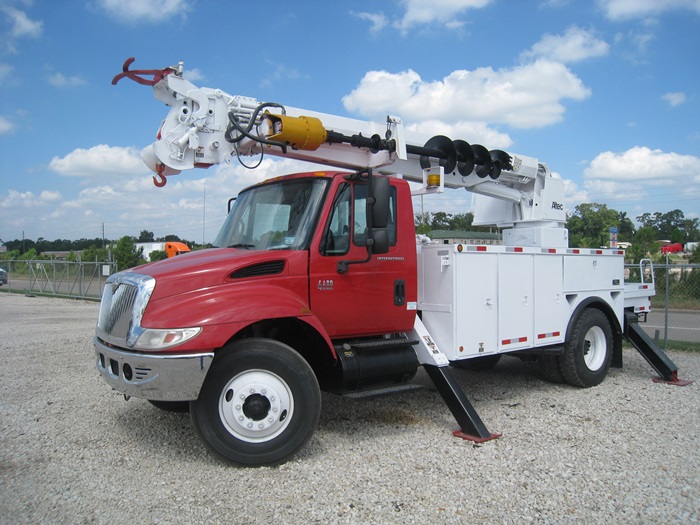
95 171 419 466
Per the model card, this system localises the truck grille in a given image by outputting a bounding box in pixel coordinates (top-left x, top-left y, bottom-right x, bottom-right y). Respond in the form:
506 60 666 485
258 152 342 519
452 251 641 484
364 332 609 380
96 272 155 348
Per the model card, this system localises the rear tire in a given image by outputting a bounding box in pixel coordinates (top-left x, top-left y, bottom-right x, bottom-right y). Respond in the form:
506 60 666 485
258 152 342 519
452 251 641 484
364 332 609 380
561 309 612 388
190 338 321 467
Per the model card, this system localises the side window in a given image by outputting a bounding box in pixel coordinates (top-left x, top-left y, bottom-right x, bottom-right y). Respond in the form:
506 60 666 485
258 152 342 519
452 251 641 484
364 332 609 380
353 184 397 247
320 183 351 256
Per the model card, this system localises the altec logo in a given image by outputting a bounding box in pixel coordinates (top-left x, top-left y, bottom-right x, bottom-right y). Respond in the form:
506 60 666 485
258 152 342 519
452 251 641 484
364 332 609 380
551 201 564 210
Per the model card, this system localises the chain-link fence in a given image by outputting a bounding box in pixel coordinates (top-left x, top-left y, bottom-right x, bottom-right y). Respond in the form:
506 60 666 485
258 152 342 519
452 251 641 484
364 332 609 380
1 259 698 350
0 259 116 300
632 262 700 351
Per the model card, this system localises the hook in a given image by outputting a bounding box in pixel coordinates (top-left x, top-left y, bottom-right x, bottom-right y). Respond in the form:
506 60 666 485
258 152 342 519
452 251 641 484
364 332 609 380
153 164 167 187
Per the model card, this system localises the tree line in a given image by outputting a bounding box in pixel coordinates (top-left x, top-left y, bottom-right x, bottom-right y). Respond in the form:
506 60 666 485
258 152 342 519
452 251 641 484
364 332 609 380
0 231 205 271
3 206 698 268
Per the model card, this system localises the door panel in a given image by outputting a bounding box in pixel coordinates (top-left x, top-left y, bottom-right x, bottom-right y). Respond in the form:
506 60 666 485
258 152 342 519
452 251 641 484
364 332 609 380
309 181 415 338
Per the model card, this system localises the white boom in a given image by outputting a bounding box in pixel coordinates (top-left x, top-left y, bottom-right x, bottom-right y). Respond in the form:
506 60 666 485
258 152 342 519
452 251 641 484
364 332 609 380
114 58 568 246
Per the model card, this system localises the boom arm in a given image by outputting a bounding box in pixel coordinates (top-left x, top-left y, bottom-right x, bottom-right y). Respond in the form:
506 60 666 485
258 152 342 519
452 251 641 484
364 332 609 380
115 58 568 240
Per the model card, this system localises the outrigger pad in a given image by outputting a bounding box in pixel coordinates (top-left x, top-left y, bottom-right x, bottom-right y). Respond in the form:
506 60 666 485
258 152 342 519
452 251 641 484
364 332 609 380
452 430 502 443
652 371 694 387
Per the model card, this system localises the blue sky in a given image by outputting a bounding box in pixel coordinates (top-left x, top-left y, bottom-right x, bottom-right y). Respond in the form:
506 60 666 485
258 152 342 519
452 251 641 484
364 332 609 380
1 0 699 244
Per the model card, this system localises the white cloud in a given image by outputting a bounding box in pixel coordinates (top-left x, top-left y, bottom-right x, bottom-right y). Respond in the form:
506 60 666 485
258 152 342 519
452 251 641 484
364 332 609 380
3 6 43 38
48 72 86 87
662 92 687 107
0 115 15 134
182 68 204 83
598 0 700 20
48 145 147 177
0 189 43 209
342 61 591 130
521 26 610 64
405 120 512 149
352 11 389 34
1 6 43 53
584 146 700 181
394 0 493 32
39 190 62 202
95 0 190 24
583 146 700 202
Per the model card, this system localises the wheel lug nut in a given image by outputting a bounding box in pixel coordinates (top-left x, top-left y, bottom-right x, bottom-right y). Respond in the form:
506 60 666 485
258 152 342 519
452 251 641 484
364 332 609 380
247 422 253 428
235 405 241 410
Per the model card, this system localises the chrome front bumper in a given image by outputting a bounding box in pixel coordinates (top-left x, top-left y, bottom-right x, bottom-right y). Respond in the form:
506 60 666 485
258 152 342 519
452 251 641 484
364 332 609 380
94 337 214 401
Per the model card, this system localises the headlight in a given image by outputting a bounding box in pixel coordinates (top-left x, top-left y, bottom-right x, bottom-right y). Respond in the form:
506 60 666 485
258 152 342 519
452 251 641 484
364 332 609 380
133 327 201 350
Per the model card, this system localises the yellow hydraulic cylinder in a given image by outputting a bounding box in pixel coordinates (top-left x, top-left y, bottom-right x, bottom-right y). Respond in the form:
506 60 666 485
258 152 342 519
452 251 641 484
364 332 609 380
265 113 328 151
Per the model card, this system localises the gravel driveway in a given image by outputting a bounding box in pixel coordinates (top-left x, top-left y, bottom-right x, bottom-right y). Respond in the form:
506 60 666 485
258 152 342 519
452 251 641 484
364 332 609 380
1 293 698 524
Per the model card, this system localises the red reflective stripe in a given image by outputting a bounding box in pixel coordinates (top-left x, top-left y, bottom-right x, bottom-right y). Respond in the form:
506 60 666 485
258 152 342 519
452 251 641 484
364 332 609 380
476 245 487 251
502 336 528 345
537 331 561 339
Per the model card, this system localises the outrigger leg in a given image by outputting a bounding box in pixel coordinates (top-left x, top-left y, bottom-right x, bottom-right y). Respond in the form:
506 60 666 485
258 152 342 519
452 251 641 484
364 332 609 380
623 311 693 386
411 318 501 442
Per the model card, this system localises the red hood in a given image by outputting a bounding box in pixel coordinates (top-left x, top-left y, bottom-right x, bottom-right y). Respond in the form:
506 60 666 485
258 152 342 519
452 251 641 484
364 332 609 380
133 248 308 301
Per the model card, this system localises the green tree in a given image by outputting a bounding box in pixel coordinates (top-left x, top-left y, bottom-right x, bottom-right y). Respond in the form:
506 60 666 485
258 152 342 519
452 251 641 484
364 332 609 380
113 236 146 271
567 203 620 248
450 212 474 231
430 211 452 230
149 250 168 262
627 227 660 263
138 230 155 242
82 244 109 262
616 212 635 241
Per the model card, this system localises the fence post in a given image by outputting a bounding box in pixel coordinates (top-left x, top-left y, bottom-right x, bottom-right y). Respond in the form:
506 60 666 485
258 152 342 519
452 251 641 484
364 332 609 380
664 254 669 350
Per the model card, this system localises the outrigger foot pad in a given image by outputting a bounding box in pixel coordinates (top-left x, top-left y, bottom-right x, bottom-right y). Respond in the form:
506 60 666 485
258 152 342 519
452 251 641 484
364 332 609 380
652 371 693 387
452 430 502 443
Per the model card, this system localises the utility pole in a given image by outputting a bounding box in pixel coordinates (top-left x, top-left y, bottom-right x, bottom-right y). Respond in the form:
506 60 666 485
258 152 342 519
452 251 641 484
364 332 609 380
102 222 105 248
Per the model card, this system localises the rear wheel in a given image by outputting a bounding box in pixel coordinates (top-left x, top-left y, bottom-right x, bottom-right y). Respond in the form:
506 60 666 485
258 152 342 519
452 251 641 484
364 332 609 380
561 308 612 387
190 338 321 467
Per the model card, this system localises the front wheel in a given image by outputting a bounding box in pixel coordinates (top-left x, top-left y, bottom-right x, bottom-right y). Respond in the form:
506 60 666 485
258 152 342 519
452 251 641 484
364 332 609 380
190 338 321 467
560 308 613 388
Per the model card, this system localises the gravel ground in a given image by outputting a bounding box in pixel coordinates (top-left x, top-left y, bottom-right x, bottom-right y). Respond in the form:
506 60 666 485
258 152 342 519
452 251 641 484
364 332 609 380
1 292 699 525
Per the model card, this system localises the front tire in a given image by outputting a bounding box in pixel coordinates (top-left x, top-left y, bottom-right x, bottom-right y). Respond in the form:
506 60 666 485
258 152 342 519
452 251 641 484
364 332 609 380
561 308 613 388
190 338 321 467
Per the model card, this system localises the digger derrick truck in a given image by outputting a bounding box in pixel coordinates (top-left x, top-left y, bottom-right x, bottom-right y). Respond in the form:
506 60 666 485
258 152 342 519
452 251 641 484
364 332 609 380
96 59 691 467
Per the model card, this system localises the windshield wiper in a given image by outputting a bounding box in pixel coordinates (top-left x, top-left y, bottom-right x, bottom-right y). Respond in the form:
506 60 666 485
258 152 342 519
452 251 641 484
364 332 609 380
228 243 256 249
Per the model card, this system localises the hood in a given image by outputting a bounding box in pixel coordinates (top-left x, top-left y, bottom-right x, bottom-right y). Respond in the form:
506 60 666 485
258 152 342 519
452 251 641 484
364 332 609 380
132 248 306 301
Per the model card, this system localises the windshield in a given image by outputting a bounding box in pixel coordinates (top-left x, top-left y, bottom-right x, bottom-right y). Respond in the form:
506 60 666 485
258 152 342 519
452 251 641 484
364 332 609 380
213 178 328 250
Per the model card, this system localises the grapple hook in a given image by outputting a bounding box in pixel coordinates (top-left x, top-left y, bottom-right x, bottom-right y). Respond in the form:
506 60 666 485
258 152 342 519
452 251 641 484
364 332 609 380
112 57 175 86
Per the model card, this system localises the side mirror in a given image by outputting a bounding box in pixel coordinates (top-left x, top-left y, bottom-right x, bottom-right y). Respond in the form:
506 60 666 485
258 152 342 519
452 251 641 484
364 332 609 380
371 176 390 229
372 229 389 255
